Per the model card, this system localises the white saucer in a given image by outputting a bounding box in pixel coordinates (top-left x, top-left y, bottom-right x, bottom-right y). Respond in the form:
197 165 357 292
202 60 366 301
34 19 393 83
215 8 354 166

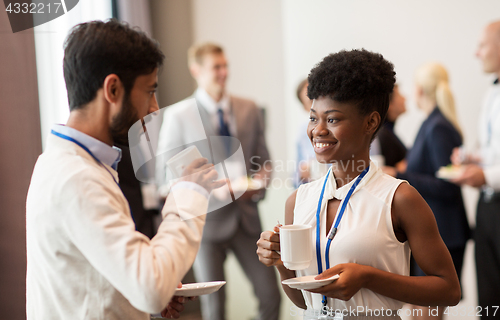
436 165 464 180
174 281 226 297
282 274 339 290
231 177 265 192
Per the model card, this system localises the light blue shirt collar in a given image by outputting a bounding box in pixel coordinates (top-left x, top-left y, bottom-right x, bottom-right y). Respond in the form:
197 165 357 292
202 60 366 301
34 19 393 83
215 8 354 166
51 124 122 170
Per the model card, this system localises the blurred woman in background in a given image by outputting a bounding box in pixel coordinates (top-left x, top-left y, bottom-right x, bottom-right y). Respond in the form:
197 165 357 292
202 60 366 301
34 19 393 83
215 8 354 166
384 62 470 320
371 84 407 170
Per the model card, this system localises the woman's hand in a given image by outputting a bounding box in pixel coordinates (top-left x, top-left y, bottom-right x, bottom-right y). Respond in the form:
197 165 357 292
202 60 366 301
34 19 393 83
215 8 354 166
256 225 282 267
307 263 369 301
451 164 486 187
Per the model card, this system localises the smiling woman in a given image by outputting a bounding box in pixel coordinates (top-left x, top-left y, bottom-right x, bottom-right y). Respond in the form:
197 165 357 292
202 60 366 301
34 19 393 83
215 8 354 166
256 49 461 319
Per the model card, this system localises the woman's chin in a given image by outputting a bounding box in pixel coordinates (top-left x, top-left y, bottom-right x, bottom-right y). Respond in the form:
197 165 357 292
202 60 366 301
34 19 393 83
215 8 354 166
314 155 335 164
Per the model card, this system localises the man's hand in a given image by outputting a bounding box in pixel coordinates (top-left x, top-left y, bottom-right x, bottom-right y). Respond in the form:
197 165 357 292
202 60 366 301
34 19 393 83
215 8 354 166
451 147 463 165
451 147 481 165
451 164 486 188
160 296 185 319
181 158 226 192
160 283 196 319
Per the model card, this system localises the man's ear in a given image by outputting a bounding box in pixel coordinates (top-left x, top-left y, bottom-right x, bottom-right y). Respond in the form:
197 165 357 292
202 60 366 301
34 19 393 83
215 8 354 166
366 111 381 136
189 63 199 79
103 74 124 105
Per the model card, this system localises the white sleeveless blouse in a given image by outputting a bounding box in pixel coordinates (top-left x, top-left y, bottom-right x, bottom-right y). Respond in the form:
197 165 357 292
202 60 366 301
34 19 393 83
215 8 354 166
294 162 410 313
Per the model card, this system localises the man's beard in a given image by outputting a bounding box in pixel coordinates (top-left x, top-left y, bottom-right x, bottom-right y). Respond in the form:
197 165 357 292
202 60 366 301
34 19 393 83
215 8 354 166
109 95 139 146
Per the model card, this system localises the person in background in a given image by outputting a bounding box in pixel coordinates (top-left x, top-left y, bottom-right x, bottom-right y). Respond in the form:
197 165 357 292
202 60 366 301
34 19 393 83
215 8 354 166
295 79 314 186
451 20 500 319
295 79 329 187
257 49 460 319
116 142 159 239
371 84 407 170
384 62 470 320
156 42 280 320
26 20 224 320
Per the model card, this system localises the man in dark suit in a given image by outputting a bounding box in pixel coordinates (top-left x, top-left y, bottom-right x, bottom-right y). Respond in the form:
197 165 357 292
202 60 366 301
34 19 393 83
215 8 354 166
116 143 158 239
156 43 280 320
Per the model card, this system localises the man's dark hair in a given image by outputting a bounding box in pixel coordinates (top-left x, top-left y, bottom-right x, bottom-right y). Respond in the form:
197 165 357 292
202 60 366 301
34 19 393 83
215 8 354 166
63 19 165 111
307 49 395 136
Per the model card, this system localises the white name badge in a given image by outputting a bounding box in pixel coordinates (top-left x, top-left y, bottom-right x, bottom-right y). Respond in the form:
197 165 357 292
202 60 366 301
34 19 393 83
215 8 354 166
318 312 343 320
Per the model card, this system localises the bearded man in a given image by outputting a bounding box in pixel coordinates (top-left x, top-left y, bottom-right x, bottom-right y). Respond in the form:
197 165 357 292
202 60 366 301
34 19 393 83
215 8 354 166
26 20 224 320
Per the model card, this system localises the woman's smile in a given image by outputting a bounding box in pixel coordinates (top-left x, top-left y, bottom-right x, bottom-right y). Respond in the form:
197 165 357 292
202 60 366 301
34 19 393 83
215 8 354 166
313 140 337 154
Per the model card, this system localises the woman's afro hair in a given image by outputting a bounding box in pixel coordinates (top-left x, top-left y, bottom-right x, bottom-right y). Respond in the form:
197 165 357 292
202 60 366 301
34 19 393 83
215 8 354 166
307 49 396 121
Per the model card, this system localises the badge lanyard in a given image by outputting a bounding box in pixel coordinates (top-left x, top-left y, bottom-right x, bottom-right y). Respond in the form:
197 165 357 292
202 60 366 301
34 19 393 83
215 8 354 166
51 130 133 216
315 165 370 307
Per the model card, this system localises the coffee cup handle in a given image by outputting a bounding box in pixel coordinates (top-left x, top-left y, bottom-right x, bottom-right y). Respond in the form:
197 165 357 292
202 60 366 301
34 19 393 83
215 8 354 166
274 222 281 255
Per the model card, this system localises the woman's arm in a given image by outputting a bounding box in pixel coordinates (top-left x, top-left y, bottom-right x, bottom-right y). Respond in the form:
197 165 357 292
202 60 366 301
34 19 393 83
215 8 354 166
309 183 460 306
256 190 307 309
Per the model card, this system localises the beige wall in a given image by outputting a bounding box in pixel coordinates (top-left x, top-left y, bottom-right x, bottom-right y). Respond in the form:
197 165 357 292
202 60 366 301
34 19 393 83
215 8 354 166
150 0 196 108
0 9 42 319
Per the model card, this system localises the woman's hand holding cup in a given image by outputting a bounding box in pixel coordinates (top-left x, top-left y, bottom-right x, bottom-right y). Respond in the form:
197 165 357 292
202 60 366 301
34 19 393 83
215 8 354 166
256 225 282 267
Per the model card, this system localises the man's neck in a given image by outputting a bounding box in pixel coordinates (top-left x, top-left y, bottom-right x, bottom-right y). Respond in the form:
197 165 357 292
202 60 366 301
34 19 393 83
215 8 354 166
66 104 113 146
203 88 224 103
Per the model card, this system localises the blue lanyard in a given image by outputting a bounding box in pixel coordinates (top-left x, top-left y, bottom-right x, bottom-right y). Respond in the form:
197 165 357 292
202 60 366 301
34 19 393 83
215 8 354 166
51 131 134 221
315 165 370 306
51 130 120 186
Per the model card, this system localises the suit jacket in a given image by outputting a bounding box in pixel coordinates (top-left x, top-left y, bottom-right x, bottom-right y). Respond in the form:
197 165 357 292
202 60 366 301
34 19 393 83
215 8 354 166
156 94 270 241
397 107 470 249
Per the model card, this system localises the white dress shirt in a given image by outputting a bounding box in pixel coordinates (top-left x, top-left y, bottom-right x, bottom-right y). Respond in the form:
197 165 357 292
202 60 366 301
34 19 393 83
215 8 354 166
26 125 208 320
478 80 500 190
195 88 237 136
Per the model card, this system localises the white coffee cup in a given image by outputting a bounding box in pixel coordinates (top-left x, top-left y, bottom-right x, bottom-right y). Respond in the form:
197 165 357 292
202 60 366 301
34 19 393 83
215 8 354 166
279 225 313 270
166 146 203 178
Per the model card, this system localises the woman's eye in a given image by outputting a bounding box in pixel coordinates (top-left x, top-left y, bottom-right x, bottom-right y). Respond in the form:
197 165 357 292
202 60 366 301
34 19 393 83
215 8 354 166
328 118 337 123
309 117 316 122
